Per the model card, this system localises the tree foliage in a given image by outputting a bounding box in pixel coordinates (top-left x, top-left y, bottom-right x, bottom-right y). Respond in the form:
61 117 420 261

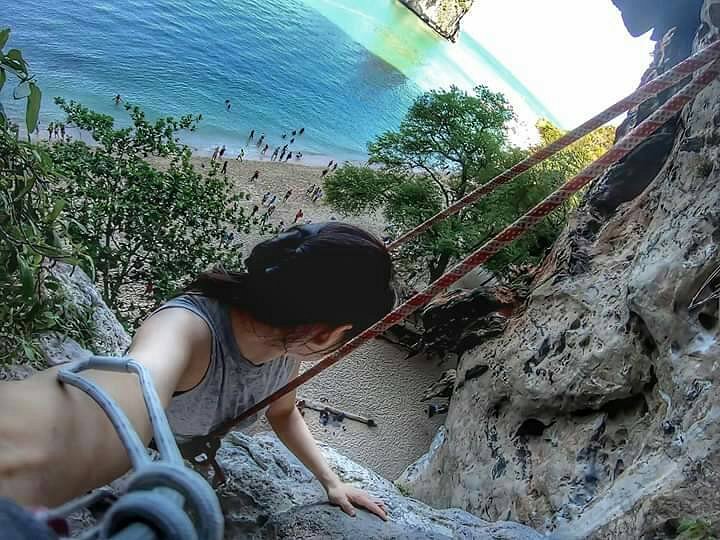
0 30 90 366
325 85 615 281
49 99 254 324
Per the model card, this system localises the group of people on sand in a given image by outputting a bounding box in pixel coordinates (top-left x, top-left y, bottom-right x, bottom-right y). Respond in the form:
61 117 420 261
306 184 324 203
321 160 339 178
248 127 305 163
46 121 68 141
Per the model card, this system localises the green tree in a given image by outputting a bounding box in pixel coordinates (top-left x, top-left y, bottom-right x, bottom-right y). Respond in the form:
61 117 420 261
325 84 615 281
0 29 90 366
49 99 255 324
326 85 514 280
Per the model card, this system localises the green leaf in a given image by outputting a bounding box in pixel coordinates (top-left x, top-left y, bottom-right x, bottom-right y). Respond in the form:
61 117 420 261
26 82 41 133
6 48 25 65
47 198 67 222
17 254 35 300
0 28 10 49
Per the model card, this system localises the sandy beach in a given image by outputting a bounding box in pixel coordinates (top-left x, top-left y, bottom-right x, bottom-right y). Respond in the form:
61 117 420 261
190 156 383 245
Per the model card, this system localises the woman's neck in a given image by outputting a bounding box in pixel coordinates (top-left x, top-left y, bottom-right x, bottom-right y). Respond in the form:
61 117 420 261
229 308 285 364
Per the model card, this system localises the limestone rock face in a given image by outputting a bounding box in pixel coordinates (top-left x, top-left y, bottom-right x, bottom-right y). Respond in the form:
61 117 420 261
216 431 542 539
39 263 130 365
398 0 474 42
401 3 720 538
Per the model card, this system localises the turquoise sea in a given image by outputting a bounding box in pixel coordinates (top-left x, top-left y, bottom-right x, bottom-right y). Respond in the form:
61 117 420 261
4 0 558 164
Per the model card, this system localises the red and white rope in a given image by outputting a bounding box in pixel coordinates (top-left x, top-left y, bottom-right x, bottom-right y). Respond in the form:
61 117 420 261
231 53 720 424
388 39 720 251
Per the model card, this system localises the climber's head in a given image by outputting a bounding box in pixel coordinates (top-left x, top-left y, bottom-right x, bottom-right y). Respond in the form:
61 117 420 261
186 222 395 359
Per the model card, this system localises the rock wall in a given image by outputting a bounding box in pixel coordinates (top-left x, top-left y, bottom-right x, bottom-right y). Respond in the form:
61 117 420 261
397 0 474 42
216 431 541 539
400 2 720 538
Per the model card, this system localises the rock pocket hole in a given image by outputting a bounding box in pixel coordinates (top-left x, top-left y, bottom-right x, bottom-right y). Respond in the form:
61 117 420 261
698 312 718 331
515 418 548 438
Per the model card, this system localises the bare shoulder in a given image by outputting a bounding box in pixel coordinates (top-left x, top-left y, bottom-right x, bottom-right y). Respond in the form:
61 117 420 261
131 307 211 354
130 307 214 393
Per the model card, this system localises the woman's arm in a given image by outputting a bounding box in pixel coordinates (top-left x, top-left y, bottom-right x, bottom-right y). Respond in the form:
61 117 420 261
0 309 210 507
266 365 386 520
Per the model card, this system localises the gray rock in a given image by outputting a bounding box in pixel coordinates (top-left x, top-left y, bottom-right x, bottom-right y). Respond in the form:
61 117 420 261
40 263 130 365
216 431 541 539
401 4 720 538
397 1 474 42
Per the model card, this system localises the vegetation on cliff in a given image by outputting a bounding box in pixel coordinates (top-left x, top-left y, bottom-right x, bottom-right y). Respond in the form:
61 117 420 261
325 85 615 282
48 99 254 325
0 30 92 365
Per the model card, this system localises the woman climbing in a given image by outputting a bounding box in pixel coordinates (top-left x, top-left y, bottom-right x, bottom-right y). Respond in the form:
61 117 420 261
0 222 393 521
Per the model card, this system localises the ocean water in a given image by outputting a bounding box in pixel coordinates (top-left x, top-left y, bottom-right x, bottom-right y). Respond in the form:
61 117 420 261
3 0 556 164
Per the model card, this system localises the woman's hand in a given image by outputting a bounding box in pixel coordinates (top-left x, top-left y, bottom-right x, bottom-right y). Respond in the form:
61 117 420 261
326 482 387 521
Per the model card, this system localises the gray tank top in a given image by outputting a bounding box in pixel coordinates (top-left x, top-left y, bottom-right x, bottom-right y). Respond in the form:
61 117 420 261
151 295 297 443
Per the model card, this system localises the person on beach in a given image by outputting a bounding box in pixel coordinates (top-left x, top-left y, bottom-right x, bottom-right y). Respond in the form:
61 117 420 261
251 170 260 182
221 161 228 175
321 169 329 178
290 138 295 144
307 185 316 197
249 129 255 141
328 160 334 168
53 125 60 139
299 127 305 135
47 122 53 140
282 133 287 139
268 194 277 207
292 130 297 137
237 149 245 161
262 192 271 206
257 134 265 148
114 94 122 105
267 204 277 217
295 152 303 161
60 124 66 139
211 146 220 161
332 163 338 172
279 148 287 161
262 143 269 156
225 99 231 111
0 223 394 520
219 145 226 159
293 209 304 224
285 153 292 162
271 147 280 161
283 189 293 202
250 204 259 217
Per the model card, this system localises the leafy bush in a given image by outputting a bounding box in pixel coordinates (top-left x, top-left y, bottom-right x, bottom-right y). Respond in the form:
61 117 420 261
49 99 255 325
0 29 90 366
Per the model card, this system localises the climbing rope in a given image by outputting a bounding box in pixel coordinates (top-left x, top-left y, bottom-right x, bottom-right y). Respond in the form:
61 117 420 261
226 52 720 427
388 39 720 251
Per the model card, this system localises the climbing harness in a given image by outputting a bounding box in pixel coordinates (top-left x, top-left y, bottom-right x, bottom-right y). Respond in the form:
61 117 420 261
40 356 225 539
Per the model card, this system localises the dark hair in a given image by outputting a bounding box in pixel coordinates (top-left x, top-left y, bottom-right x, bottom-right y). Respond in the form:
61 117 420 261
185 223 395 338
